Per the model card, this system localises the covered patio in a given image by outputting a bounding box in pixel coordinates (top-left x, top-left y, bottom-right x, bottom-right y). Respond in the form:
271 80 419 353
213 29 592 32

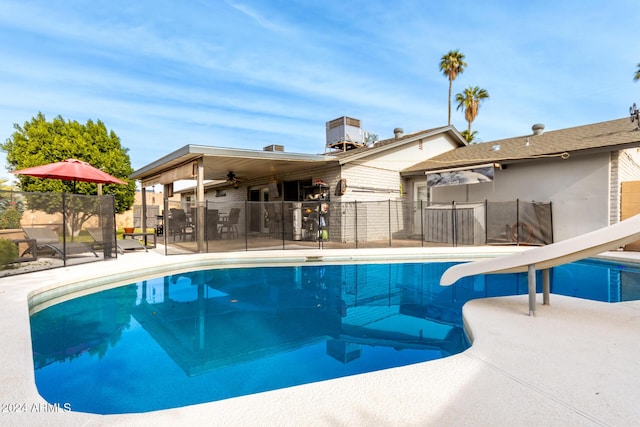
130 144 339 253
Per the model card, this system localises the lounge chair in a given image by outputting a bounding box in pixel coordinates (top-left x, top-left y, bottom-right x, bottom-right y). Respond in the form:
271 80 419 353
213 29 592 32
86 227 147 253
22 227 98 259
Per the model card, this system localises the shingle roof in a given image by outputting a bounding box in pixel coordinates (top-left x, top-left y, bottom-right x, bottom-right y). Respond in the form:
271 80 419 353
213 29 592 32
403 117 640 174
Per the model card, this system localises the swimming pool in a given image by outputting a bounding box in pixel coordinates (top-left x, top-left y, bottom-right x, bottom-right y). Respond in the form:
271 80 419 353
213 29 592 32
29 259 640 414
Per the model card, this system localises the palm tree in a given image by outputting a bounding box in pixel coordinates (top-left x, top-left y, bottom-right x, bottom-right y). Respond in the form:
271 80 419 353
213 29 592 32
455 86 490 134
439 50 467 125
634 63 640 81
460 129 478 144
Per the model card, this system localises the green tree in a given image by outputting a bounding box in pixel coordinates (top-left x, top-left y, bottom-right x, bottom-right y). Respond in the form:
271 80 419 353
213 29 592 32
635 63 640 81
440 50 467 126
456 86 490 135
1 113 135 231
0 238 18 268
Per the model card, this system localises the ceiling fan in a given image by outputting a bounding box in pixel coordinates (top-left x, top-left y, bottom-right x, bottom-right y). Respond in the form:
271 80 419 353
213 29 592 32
226 171 240 188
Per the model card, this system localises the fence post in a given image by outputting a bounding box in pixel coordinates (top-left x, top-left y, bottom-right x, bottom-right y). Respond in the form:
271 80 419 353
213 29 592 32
244 200 248 251
420 200 424 247
112 196 118 259
354 201 358 249
451 201 456 247
388 199 392 247
516 198 520 246
62 193 67 266
163 198 168 255
484 199 488 245
280 200 285 250
318 200 322 249
204 200 208 253
549 201 554 243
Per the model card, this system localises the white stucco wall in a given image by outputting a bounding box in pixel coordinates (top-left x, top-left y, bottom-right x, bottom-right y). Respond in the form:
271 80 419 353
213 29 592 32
340 134 460 203
354 134 460 171
429 152 612 241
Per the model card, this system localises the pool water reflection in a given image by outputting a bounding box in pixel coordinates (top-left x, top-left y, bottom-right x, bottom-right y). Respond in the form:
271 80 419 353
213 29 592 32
29 260 640 414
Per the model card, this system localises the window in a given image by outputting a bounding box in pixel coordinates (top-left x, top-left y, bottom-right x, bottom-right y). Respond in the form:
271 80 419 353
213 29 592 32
283 179 311 201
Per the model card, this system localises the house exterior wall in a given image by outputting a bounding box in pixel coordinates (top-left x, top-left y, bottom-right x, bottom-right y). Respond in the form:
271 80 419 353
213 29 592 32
172 133 460 244
340 164 402 201
618 148 640 181
612 149 640 225
187 164 343 239
429 152 611 241
334 134 460 241
351 134 458 171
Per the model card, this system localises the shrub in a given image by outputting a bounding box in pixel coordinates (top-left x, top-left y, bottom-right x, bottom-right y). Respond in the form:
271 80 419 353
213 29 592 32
0 207 22 229
0 194 24 230
0 239 18 268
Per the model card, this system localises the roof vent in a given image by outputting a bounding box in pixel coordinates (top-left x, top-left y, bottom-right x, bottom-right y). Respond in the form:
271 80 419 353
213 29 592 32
394 127 404 139
532 123 545 135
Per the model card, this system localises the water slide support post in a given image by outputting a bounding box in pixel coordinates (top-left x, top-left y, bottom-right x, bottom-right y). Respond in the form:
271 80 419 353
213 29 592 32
528 264 536 316
542 268 550 306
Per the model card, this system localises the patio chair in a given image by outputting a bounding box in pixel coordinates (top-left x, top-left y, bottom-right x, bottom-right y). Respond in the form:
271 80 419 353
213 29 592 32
22 227 98 259
169 208 193 241
86 227 147 253
218 207 240 239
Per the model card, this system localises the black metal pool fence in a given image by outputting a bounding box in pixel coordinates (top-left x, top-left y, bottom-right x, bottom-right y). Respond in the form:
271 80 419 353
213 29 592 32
158 199 553 253
0 190 117 275
0 190 552 275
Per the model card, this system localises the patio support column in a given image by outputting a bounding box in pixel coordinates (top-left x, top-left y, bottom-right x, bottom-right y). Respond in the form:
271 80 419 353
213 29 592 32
528 264 536 316
141 186 148 246
162 185 171 252
542 268 551 305
196 157 205 252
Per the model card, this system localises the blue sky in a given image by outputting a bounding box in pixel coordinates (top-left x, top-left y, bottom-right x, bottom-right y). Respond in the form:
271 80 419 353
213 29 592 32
1 1 639 182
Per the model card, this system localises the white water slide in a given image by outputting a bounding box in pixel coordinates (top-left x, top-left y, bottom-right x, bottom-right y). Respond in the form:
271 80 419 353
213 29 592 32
440 214 640 315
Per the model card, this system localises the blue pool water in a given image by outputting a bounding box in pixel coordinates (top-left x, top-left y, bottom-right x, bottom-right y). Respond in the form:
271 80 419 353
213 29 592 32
30 259 640 414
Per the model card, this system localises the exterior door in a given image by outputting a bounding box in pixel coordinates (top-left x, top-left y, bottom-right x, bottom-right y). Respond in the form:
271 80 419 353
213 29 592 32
249 187 270 233
413 181 429 236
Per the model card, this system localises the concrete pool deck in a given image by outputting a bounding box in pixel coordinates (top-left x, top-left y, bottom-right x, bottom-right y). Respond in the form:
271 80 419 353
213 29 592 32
1 247 640 426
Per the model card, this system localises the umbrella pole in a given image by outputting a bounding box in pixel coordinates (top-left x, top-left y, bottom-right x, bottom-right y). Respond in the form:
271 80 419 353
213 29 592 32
62 193 67 266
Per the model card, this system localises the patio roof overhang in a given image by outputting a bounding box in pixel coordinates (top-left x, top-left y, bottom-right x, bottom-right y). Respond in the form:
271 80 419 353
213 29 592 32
130 145 339 188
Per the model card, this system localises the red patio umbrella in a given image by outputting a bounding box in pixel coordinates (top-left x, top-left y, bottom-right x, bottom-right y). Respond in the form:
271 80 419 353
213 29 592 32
11 158 126 190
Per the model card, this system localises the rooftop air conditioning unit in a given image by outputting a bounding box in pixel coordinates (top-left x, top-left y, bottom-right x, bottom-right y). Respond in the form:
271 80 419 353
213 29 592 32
325 116 365 152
